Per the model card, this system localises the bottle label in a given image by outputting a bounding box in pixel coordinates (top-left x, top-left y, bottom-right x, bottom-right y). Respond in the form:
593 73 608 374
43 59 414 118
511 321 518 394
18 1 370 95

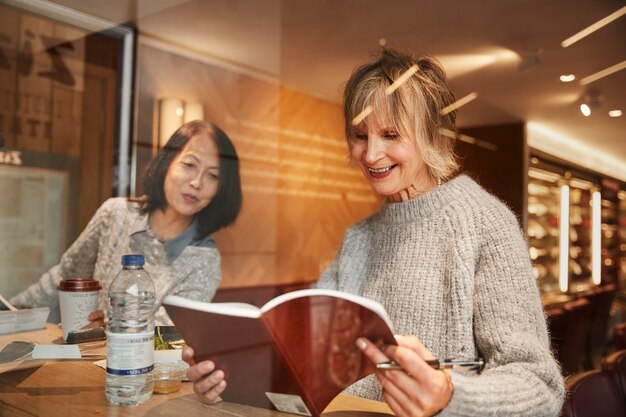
106 331 154 375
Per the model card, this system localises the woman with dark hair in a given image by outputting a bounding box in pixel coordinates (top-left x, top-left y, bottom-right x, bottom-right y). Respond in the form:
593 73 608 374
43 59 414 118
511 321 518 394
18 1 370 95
11 120 242 325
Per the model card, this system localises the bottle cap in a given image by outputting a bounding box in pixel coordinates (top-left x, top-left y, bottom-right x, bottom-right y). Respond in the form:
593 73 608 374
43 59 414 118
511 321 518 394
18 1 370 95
121 254 145 266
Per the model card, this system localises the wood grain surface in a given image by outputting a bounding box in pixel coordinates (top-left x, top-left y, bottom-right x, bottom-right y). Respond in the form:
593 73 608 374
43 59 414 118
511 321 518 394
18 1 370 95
0 324 393 417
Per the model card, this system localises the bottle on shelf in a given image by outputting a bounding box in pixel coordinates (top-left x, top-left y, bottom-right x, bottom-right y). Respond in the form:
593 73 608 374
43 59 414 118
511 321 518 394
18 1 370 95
105 254 156 405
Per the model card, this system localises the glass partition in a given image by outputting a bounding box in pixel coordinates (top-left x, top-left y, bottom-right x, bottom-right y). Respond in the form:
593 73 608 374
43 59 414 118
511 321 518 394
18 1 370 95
0 1 132 297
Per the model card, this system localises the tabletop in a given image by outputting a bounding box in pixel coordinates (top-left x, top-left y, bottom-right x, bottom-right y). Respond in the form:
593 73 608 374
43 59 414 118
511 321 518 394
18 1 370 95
0 324 394 417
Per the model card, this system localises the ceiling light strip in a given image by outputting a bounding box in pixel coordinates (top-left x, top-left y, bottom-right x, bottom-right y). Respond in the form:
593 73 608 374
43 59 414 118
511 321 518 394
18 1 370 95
561 6 626 48
440 92 478 115
385 65 419 95
580 60 626 85
559 185 570 293
439 128 497 152
351 105 373 126
592 191 602 285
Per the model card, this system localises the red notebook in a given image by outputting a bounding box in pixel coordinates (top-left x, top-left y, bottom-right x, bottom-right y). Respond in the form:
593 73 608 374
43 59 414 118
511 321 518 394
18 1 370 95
163 289 396 416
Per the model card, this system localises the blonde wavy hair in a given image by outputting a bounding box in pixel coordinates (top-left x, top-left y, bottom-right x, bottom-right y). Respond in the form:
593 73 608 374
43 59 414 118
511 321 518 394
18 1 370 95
343 49 459 183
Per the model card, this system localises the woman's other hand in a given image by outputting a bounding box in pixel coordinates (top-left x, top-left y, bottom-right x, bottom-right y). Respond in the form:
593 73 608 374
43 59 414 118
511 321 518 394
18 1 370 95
357 335 453 417
182 346 226 404
81 310 106 329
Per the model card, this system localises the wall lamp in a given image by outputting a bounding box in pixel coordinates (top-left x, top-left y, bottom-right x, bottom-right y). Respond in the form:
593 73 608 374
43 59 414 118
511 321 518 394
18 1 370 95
158 98 204 148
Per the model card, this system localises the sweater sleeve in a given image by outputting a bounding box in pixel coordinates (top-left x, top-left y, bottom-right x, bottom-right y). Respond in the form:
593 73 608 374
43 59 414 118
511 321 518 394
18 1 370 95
10 198 117 313
316 259 339 290
442 204 564 417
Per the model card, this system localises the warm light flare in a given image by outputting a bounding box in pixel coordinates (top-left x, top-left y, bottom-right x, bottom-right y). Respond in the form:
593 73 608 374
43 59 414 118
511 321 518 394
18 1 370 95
437 48 518 78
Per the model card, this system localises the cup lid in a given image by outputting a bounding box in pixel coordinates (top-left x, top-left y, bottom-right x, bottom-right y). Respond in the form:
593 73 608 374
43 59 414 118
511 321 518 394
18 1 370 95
57 279 102 292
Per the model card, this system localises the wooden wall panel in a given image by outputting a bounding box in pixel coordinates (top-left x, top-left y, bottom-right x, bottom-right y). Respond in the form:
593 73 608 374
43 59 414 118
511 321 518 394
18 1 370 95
49 23 85 156
16 14 53 152
78 65 116 232
0 8 18 147
458 122 527 225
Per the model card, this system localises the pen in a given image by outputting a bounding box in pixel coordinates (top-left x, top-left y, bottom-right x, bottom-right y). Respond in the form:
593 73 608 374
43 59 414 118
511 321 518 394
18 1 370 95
376 358 484 371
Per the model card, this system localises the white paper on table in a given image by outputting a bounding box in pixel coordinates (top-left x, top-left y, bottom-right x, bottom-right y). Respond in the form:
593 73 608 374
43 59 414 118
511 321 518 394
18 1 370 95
32 344 81 359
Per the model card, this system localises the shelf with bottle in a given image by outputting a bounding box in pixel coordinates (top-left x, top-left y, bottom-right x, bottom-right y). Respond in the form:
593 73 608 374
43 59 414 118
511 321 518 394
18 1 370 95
599 179 620 285
568 180 594 291
618 190 626 285
528 167 562 295
528 156 626 304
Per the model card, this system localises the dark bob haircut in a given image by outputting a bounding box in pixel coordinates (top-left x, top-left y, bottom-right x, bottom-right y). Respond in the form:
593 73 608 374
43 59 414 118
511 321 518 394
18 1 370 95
142 120 242 239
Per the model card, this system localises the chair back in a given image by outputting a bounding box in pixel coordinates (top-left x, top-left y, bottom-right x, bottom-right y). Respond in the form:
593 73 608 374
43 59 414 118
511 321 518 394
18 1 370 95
614 322 626 351
587 284 617 351
601 349 626 404
560 298 592 375
561 370 626 417
545 307 566 364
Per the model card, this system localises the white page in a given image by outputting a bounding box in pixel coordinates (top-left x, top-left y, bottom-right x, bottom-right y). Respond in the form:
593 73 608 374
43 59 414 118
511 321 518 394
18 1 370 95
32 344 81 359
164 295 261 318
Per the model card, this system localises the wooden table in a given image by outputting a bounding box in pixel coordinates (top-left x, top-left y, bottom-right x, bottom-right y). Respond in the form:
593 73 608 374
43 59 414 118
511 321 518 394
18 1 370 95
0 325 394 416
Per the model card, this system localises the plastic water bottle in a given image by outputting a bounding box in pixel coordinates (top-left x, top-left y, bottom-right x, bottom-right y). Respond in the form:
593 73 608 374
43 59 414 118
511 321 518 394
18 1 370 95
105 254 156 405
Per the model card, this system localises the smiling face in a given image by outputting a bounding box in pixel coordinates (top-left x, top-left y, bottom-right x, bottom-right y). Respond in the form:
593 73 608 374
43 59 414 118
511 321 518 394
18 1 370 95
163 134 220 221
343 51 460 188
349 116 434 198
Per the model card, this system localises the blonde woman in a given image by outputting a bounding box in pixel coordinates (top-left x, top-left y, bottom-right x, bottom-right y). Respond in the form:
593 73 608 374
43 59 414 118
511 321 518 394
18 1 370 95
184 50 564 416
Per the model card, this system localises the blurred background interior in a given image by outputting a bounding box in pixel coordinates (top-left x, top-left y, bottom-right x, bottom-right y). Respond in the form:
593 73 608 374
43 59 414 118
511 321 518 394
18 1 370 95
0 0 625 377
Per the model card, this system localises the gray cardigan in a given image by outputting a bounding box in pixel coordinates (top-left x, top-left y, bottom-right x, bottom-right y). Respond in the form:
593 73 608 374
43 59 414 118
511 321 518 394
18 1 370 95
318 175 564 416
11 197 221 325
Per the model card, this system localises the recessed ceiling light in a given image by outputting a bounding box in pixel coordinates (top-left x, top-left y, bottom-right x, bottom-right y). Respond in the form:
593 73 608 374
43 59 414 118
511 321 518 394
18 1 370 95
560 74 576 82
580 104 591 117
609 110 623 117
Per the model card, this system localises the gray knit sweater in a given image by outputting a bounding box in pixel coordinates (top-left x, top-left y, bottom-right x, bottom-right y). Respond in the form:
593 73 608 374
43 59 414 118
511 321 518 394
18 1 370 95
10 197 221 325
317 175 564 416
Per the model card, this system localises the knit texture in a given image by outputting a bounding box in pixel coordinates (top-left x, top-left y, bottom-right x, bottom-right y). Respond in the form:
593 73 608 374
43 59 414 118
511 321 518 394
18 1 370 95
11 197 221 325
318 175 564 416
